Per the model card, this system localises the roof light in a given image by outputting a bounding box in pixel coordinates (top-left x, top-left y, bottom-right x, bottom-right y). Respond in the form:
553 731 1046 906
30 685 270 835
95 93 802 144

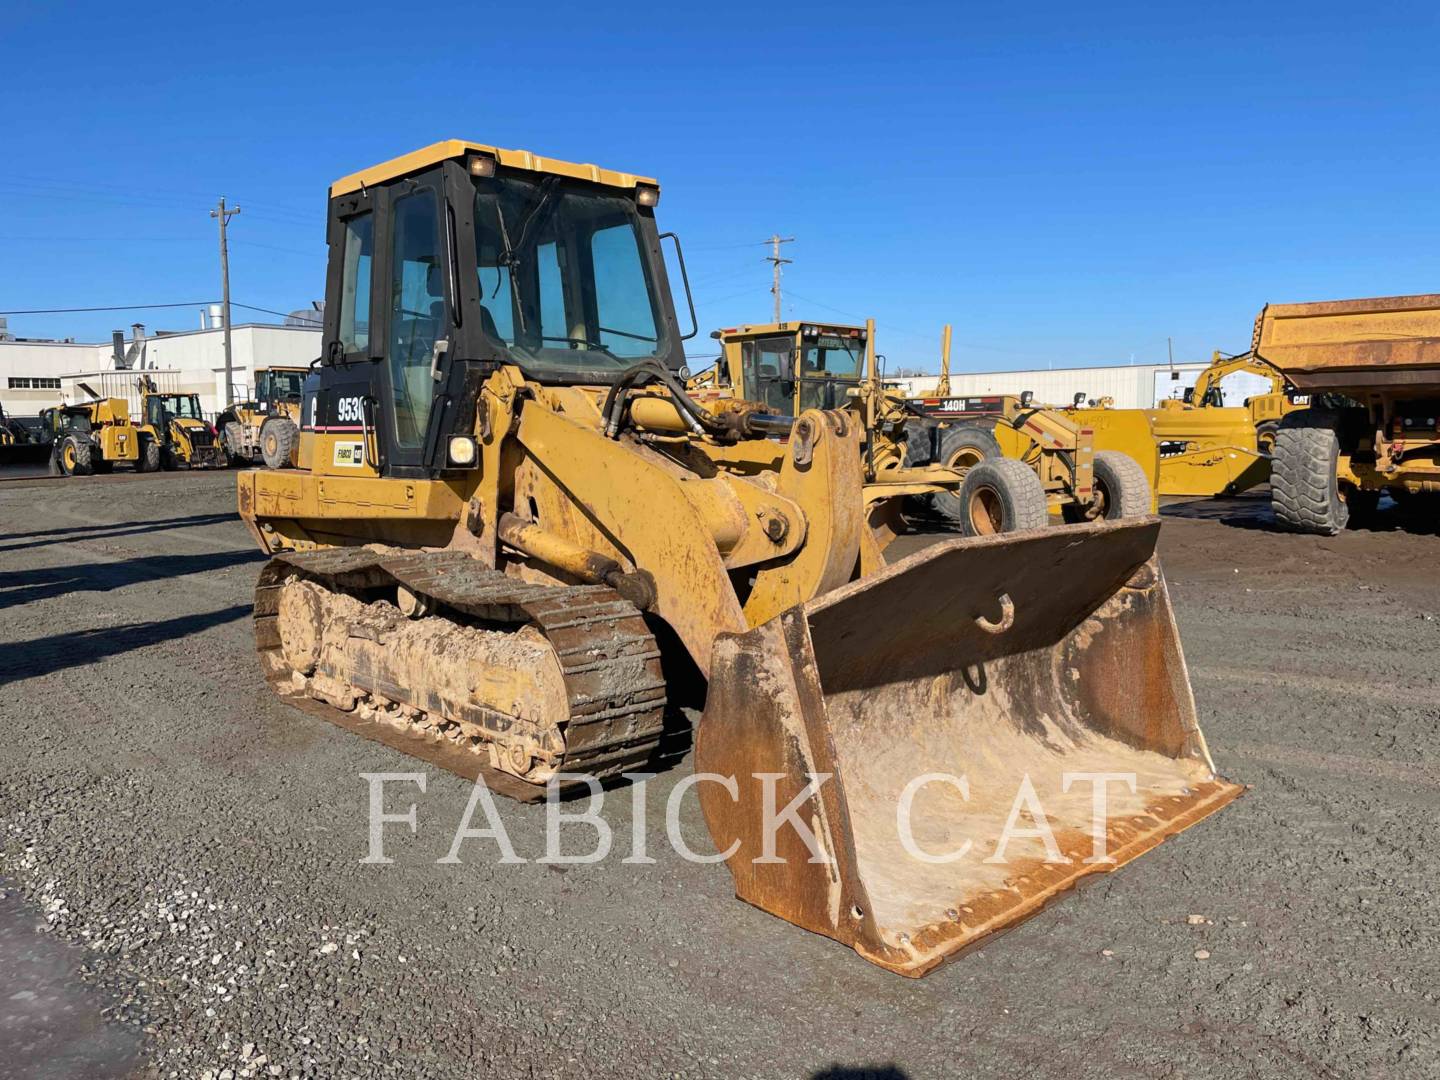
636 184 660 207
467 154 497 178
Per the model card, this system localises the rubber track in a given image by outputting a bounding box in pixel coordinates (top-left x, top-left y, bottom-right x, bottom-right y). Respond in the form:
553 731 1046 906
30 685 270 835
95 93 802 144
253 547 667 800
1271 413 1345 535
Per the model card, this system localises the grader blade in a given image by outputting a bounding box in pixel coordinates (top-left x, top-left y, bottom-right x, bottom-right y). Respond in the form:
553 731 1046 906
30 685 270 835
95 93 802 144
695 518 1241 977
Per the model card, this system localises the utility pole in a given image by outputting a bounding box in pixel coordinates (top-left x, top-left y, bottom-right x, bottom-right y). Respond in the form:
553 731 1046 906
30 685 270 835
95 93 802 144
764 234 794 323
211 196 241 405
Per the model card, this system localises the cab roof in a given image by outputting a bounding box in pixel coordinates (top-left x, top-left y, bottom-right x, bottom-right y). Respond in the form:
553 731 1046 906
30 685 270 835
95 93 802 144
717 320 867 340
330 140 658 198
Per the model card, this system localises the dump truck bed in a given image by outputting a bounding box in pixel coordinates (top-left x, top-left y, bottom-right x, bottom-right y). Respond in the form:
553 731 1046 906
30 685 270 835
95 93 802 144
1254 293 1440 390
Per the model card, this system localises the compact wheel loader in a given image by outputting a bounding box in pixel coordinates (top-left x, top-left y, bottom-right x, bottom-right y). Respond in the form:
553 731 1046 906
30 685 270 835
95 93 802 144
238 140 1239 976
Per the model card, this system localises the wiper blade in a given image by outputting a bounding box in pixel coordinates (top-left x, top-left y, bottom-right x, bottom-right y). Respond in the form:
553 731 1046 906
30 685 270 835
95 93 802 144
491 197 527 334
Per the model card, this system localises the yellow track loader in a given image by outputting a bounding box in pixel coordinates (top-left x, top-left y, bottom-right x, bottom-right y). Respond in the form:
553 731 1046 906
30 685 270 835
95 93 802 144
237 140 1238 976
703 320 1153 535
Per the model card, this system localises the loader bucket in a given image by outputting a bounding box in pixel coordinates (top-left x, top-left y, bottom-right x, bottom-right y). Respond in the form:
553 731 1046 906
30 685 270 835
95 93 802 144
695 518 1241 977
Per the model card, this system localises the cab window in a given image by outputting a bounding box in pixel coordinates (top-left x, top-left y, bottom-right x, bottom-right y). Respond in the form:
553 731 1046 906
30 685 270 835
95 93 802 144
388 189 444 449
740 336 795 414
338 213 373 354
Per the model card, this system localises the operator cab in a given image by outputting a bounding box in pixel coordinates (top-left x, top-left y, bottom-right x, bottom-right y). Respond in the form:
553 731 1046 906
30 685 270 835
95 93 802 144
145 393 204 429
715 322 867 415
316 140 694 478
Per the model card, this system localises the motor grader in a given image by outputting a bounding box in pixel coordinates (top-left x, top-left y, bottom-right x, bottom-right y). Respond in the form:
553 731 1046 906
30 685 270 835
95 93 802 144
702 320 1153 535
41 399 140 476
137 380 227 470
217 366 307 468
237 139 1238 976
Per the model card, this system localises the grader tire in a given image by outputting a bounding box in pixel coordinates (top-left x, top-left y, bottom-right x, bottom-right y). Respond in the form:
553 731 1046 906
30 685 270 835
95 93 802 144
916 423 1004 527
1272 413 1348 535
260 418 299 469
955 456 1049 536
1067 449 1151 522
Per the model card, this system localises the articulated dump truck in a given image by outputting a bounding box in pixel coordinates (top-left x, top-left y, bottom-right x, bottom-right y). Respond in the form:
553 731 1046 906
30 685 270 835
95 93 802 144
237 140 1240 976
1257 293 1440 534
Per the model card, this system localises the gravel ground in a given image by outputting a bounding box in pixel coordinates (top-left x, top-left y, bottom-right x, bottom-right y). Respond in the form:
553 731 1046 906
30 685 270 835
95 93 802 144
1 470 1436 1079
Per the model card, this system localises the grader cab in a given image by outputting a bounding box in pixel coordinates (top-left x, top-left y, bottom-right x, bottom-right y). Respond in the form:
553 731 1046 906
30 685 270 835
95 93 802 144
236 139 1238 976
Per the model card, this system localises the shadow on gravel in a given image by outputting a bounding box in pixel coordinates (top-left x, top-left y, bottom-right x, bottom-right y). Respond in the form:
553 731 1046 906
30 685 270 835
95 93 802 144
0 512 238 553
812 1067 909 1080
1161 494 1434 535
0 604 251 685
0 548 267 610
1160 496 1276 530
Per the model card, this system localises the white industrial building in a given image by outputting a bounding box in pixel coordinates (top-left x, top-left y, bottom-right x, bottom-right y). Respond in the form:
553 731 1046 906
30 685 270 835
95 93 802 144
888 360 1276 409
0 316 320 419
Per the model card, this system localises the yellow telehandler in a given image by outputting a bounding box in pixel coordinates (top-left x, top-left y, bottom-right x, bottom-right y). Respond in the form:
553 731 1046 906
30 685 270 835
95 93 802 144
237 140 1238 976
41 399 141 476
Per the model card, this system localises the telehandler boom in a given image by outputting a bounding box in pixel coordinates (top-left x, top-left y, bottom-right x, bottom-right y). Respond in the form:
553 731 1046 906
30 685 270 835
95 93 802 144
237 140 1238 976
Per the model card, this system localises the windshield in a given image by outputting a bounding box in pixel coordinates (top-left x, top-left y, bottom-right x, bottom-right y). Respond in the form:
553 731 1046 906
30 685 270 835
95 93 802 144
261 371 305 400
801 334 864 380
473 175 669 375
154 394 203 419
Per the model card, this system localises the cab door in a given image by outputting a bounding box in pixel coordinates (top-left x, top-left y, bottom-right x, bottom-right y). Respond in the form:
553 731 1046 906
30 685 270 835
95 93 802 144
740 335 797 415
375 173 455 474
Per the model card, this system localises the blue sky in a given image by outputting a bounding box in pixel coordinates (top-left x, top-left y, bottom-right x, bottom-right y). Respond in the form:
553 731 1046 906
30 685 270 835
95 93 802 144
3 1 1436 372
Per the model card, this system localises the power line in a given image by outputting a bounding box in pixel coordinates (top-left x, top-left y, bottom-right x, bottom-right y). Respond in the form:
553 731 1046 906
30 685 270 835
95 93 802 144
0 301 217 315
231 302 321 324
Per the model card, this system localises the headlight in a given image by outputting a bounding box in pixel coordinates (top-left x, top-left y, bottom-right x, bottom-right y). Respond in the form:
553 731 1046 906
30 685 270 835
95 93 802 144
468 154 497 178
448 436 478 467
635 184 660 207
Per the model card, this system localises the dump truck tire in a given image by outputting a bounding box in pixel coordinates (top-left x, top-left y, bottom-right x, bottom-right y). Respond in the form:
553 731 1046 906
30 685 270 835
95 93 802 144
138 434 162 473
1272 412 1348 534
261 418 299 469
63 434 94 476
954 456 1048 535
1076 449 1151 522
